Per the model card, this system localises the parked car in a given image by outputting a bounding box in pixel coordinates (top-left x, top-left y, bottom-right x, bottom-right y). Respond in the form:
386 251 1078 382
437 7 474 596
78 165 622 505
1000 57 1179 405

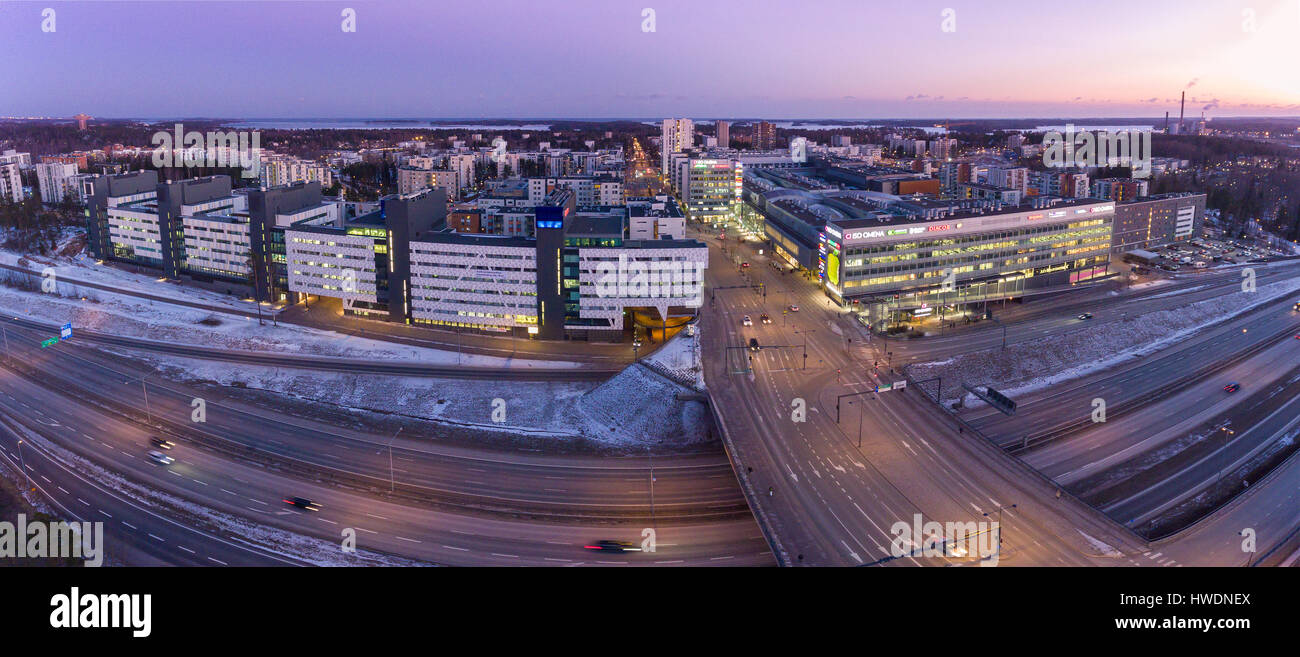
788 305 799 312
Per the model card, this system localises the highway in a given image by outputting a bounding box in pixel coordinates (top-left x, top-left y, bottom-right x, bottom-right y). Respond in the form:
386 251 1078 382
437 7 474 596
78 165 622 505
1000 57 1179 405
883 259 1300 363
964 292 1300 447
0 321 772 565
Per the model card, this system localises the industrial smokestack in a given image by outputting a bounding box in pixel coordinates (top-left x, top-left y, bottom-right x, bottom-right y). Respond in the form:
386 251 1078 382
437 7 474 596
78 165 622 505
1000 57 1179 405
1179 91 1185 134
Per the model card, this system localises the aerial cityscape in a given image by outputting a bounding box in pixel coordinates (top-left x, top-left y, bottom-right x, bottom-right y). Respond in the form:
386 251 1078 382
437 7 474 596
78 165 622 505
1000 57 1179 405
0 0 1296 639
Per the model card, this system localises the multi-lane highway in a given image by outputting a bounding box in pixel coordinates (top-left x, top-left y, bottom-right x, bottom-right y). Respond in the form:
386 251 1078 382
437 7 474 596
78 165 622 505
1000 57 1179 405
0 318 772 566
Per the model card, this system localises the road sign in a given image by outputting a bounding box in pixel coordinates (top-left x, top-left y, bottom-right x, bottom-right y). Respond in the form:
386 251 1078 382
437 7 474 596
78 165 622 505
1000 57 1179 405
60 323 72 339
878 383 893 392
963 383 1017 416
893 380 907 390
41 337 59 348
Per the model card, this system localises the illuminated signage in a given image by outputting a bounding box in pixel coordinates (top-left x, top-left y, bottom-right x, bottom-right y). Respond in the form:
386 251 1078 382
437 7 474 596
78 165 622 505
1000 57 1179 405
825 226 843 240
926 224 950 232
1047 210 1067 218
1027 214 1044 221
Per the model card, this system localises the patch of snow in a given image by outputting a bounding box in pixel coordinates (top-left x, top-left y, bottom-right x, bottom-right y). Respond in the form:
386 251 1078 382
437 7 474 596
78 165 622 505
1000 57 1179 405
1076 529 1124 558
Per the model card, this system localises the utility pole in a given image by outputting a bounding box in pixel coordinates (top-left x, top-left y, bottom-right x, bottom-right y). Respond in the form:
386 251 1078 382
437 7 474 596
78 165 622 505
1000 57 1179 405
139 376 152 424
388 426 402 493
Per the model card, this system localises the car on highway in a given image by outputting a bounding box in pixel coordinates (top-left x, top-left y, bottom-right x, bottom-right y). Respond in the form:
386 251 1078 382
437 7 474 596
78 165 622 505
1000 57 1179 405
740 262 750 268
788 305 799 312
760 313 772 324
284 497 322 511
1223 382 1241 393
742 315 753 326
1077 313 1093 320
584 540 637 553
749 338 760 352
1293 301 1300 312
149 436 175 450
146 450 174 466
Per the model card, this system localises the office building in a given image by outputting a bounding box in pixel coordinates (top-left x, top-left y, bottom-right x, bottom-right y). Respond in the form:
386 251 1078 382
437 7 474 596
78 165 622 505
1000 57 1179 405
821 197 1116 327
716 121 730 148
1111 193 1205 253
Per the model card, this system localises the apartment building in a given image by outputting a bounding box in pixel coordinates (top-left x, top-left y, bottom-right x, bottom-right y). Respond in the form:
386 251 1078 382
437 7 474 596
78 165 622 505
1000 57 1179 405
660 118 695 174
35 161 80 204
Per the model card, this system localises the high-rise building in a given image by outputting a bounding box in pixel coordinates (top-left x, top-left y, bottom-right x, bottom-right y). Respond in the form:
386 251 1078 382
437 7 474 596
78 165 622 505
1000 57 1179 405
751 121 776 150
678 157 743 225
660 118 694 175
0 162 23 203
36 161 80 204
716 121 730 148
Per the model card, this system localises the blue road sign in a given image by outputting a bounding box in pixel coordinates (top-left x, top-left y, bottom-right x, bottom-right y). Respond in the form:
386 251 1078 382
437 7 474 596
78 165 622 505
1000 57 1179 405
60 323 72 339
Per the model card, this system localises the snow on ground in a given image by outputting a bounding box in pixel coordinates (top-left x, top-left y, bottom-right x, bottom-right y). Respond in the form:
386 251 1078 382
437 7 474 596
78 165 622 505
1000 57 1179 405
0 279 579 368
640 329 705 390
1076 529 1124 558
2 238 270 316
15 422 432 566
910 277 1300 404
572 363 711 448
133 350 593 438
121 346 711 449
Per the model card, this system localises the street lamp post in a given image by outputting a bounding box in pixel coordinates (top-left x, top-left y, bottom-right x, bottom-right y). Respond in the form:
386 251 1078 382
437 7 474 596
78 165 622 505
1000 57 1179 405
983 503 1018 557
17 439 30 490
387 426 403 493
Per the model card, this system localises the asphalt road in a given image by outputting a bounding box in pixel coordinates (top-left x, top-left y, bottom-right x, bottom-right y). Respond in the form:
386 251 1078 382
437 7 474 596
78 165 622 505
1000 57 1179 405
697 226 1154 566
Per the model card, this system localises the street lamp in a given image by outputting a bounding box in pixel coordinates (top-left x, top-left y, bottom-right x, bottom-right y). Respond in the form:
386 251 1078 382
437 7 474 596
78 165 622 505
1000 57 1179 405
387 426 403 493
17 439 31 490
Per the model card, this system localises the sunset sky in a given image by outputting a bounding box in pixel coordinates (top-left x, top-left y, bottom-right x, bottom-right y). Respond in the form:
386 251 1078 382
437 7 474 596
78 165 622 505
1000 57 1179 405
1 0 1298 119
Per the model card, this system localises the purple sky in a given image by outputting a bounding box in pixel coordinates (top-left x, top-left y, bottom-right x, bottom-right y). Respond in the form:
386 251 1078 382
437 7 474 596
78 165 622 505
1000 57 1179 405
2 0 1298 119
